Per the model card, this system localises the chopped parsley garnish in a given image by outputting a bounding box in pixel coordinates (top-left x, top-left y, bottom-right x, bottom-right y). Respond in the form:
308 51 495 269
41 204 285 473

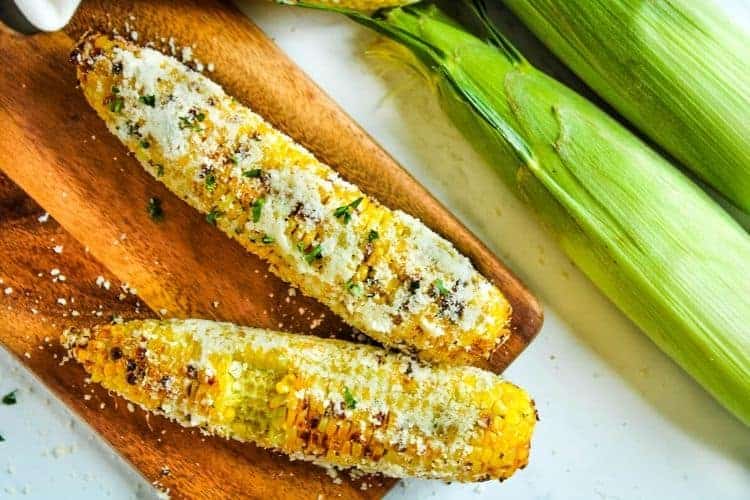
2 390 17 405
333 197 363 224
346 280 363 297
156 165 165 177
139 95 156 107
140 140 150 149
409 280 421 293
109 95 124 113
303 244 323 264
252 198 266 223
229 156 239 165
261 235 274 244
0 434 4 442
242 169 262 179
368 229 379 242
147 197 164 222
434 279 450 296
205 174 217 192
111 86 120 94
343 387 357 409
178 113 204 132
206 209 223 226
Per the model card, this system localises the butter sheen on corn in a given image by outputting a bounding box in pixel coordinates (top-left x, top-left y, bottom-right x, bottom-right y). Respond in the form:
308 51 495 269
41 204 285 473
62 319 536 481
71 34 513 370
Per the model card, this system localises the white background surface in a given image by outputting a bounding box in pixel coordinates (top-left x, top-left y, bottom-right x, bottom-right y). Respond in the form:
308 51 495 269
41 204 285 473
1 1 749 499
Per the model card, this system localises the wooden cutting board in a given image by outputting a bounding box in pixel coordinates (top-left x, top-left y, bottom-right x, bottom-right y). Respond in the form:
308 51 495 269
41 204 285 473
0 1 543 498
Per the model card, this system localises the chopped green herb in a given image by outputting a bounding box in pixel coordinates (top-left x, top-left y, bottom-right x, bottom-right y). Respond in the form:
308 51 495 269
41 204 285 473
109 95 124 113
434 279 450 296
261 235 274 244
346 280 363 296
0 434 4 442
156 165 165 177
229 156 239 165
252 198 266 223
297 242 305 253
409 280 421 293
2 390 17 405
343 387 357 409
205 174 217 192
178 114 204 132
206 209 223 226
368 229 379 242
333 197 363 224
303 244 323 264
111 86 120 94
147 197 164 222
242 169 262 179
140 140 150 149
139 95 156 107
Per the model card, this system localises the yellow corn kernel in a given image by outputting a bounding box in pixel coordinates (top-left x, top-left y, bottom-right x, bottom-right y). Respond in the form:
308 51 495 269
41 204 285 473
72 33 513 371
62 319 536 482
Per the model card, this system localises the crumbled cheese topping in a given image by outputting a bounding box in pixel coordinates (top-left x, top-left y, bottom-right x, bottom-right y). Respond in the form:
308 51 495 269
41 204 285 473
77 35 511 363
65 319 527 481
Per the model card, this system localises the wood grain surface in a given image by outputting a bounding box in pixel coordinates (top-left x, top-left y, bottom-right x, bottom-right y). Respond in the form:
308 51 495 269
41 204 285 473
0 0 543 498
0 173 393 499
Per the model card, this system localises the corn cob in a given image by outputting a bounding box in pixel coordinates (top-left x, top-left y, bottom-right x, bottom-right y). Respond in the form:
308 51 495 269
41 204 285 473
318 3 750 425
62 319 536 481
279 0 418 11
70 34 513 370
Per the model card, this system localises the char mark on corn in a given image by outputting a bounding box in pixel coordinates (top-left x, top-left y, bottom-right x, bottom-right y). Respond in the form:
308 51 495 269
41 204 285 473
62 319 536 481
71 33 513 370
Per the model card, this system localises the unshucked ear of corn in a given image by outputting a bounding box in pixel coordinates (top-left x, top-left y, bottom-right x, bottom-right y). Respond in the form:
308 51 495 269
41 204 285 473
71 33 515 371
291 2 750 425
62 319 536 481
503 0 750 214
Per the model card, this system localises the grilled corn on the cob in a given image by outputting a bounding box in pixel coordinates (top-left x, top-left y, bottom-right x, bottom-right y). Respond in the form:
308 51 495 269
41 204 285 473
280 0 418 10
71 34 513 370
62 319 536 481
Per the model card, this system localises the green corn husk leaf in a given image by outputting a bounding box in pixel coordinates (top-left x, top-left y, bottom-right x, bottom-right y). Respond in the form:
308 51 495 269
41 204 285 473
502 0 750 214
284 1 750 425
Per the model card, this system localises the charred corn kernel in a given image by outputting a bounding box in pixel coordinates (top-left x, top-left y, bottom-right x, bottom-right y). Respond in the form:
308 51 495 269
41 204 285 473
71 34 513 370
62 319 536 482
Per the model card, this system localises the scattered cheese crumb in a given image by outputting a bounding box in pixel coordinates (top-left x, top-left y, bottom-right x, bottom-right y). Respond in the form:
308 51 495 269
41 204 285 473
38 212 50 223
57 298 67 306
53 245 63 254
3 287 12 295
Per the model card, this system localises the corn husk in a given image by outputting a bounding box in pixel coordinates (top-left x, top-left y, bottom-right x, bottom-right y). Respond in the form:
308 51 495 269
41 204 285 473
285 1 750 425
503 0 750 214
